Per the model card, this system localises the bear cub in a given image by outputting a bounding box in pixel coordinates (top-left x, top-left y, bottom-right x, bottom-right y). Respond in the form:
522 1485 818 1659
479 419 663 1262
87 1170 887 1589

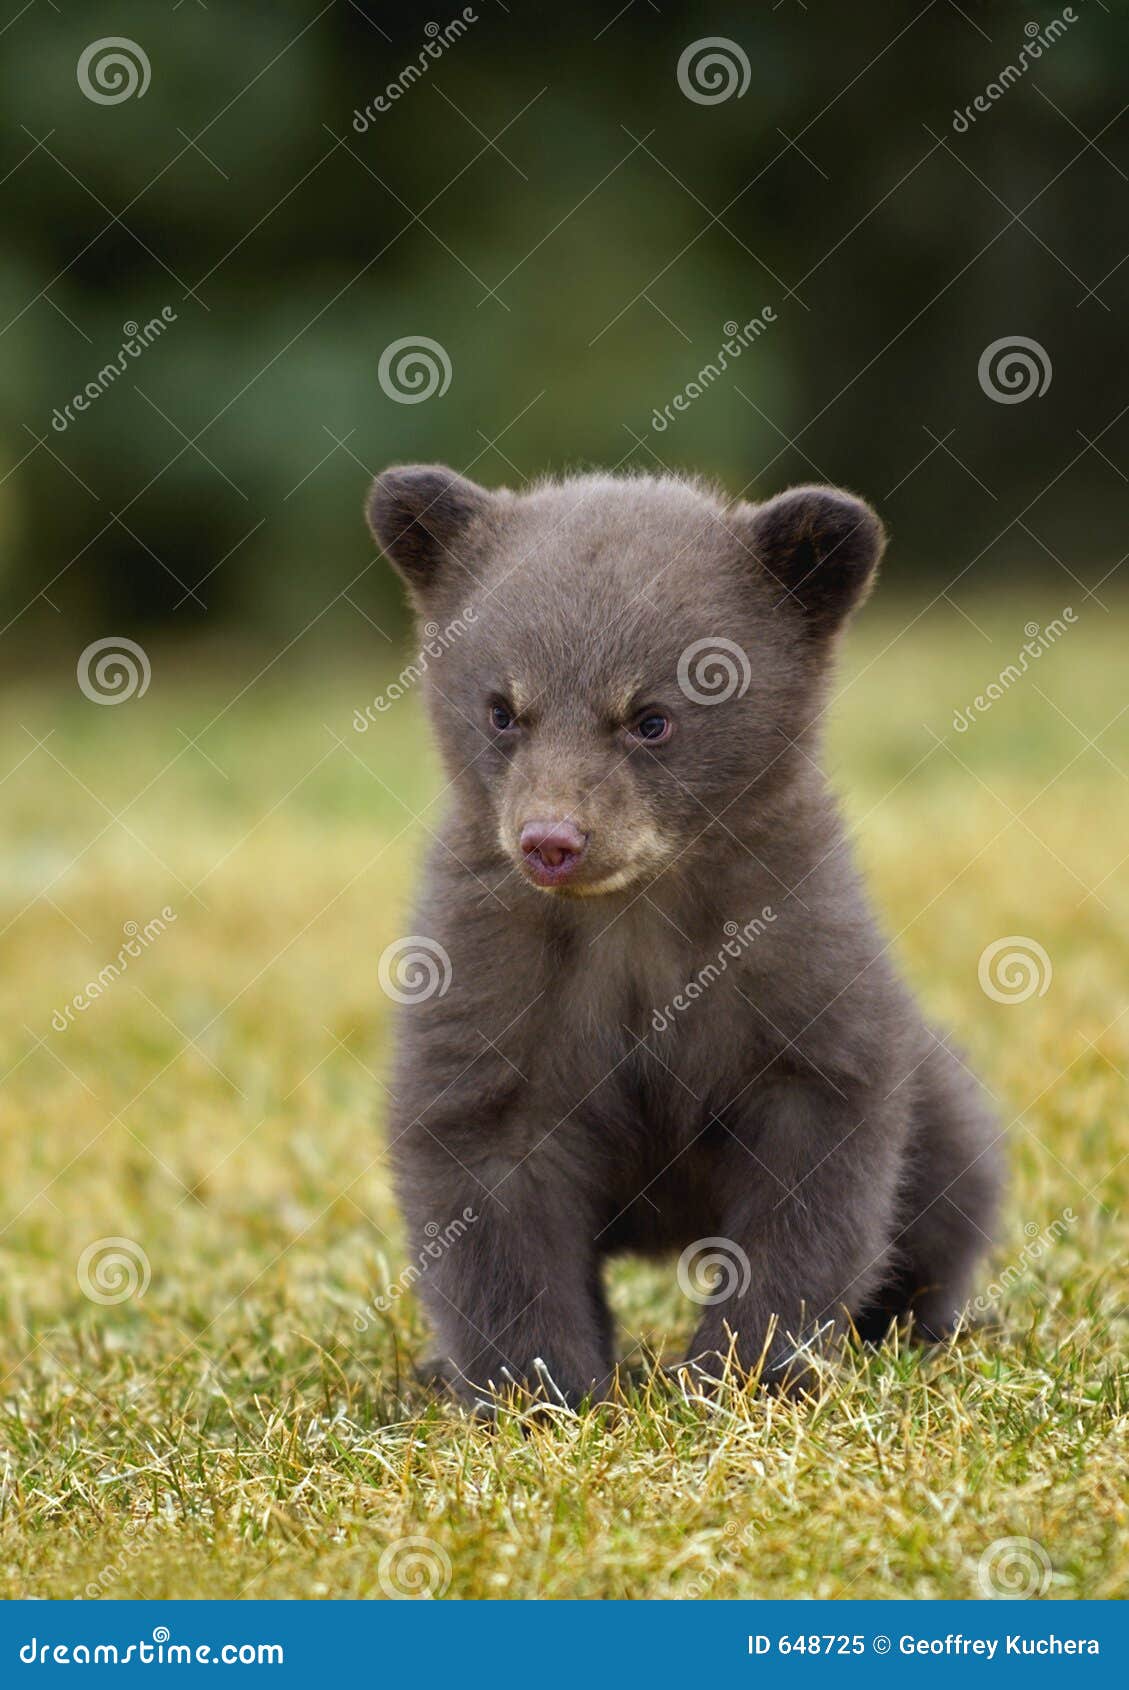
366 465 1002 1407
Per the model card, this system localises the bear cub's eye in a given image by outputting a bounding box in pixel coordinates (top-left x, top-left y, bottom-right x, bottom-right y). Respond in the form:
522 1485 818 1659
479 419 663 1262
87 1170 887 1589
490 699 517 732
629 710 673 745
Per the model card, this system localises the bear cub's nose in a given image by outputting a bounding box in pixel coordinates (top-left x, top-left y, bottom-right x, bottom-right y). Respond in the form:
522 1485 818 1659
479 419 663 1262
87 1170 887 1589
519 819 588 885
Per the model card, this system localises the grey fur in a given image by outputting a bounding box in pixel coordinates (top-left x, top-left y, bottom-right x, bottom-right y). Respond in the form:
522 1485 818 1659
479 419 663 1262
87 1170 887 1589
365 465 1003 1406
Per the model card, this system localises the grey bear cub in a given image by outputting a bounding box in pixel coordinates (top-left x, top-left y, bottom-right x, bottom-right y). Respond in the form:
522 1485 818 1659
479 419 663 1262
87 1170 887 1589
365 465 1002 1406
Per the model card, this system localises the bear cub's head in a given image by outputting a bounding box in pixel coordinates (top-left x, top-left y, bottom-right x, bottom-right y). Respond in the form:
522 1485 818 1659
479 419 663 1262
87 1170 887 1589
367 467 885 899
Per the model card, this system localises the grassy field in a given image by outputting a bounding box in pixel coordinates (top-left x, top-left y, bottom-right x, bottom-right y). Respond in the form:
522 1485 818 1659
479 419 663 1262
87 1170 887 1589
0 591 1126 1601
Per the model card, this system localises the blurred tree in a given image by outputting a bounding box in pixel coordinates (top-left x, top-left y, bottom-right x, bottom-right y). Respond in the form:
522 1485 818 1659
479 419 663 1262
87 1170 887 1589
0 0 1124 644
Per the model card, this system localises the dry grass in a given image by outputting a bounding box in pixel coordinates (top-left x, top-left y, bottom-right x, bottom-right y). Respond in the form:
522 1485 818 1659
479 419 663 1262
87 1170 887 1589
0 591 1126 1599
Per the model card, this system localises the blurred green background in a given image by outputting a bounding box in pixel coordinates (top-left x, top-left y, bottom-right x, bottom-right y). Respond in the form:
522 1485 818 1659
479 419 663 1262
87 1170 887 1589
0 0 1125 652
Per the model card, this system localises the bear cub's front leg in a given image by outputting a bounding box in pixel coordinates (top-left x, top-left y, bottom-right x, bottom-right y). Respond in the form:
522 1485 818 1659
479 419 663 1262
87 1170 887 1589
400 1157 614 1409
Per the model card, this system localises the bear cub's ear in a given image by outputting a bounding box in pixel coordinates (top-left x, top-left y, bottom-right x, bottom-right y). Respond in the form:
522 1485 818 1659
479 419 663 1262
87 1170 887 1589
742 485 886 637
366 464 491 599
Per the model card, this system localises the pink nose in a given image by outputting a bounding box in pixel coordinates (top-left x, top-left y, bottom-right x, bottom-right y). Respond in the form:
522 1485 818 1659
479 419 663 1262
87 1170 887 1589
519 819 588 884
